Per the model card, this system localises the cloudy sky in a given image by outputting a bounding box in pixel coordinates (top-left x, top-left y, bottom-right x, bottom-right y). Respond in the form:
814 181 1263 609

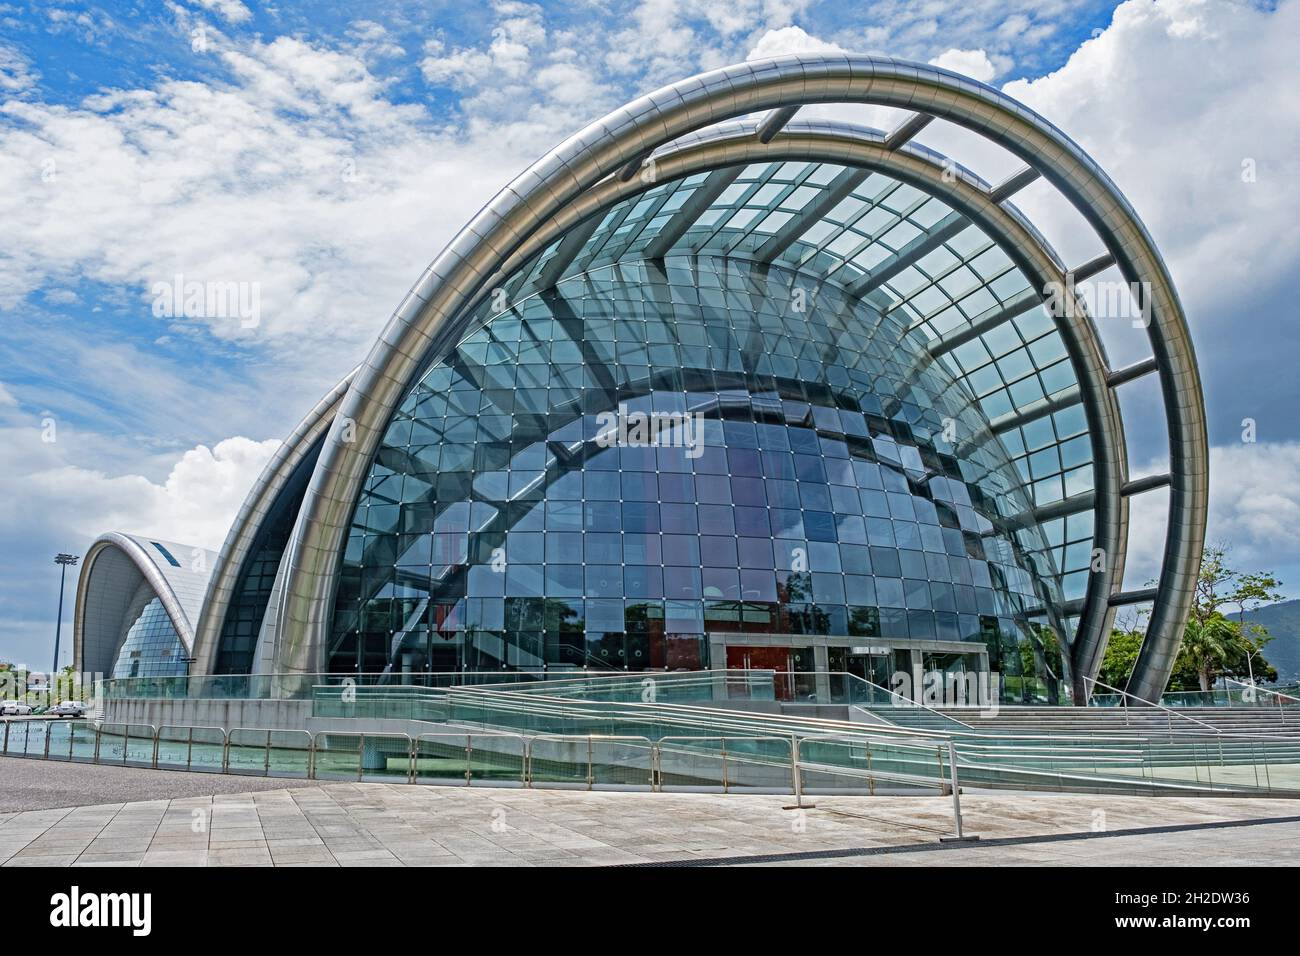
1 0 1297 668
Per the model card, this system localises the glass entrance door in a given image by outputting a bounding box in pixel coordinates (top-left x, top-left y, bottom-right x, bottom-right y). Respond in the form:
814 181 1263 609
726 645 796 700
846 653 891 689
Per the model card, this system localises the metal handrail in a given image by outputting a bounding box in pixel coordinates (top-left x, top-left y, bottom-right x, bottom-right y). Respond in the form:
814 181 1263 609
446 686 959 745
655 734 795 793
6 718 1300 797
447 682 1272 745
528 733 655 790
1083 676 1223 735
1225 677 1300 707
446 682 1300 750
831 671 980 731
794 732 968 833
414 731 531 785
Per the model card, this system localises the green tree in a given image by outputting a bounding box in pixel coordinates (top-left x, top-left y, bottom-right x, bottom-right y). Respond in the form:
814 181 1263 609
1229 569 1284 684
1099 629 1143 688
1098 545 1284 693
1174 611 1237 691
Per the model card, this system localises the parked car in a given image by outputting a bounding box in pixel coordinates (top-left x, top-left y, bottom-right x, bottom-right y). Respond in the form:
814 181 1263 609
49 700 86 717
0 701 33 716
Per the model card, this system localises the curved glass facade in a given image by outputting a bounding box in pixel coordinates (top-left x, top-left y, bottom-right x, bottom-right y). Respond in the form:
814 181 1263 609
213 436 324 674
112 597 187 679
329 242 1073 695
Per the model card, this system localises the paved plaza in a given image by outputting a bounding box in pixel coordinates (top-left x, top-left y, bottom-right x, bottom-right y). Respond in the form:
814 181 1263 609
1 755 1297 866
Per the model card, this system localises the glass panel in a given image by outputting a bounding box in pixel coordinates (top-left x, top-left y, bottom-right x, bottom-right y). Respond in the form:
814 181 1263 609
328 165 1087 703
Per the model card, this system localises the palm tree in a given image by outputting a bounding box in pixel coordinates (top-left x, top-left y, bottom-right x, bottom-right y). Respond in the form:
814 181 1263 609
1179 613 1237 691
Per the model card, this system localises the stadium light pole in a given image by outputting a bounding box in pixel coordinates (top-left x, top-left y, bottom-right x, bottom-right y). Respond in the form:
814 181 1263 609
52 553 79 676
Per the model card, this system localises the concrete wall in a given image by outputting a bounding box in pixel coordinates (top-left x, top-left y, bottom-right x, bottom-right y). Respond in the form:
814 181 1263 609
102 697 312 731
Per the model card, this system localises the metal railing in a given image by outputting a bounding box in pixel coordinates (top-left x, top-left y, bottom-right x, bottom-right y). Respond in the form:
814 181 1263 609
1225 679 1298 722
63 667 1300 803
1089 683 1300 711
5 717 1298 836
0 720 875 793
99 670 639 702
1083 676 1224 737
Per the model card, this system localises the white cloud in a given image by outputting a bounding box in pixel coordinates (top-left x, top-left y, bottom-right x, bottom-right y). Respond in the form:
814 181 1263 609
747 25 848 59
346 20 406 62
0 42 37 93
0 33 532 370
422 1 547 87
1002 0 1300 323
1127 442 1300 586
929 47 997 82
189 0 253 25
0 432 278 552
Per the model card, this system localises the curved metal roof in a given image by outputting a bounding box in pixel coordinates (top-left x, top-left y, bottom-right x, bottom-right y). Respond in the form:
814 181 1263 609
191 368 357 675
269 54 1205 703
72 532 217 676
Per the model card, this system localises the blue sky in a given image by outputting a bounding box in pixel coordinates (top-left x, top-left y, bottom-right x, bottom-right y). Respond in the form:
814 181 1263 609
1 0 1298 668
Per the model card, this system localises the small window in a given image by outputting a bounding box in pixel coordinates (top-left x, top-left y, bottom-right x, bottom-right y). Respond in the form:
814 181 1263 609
151 542 181 567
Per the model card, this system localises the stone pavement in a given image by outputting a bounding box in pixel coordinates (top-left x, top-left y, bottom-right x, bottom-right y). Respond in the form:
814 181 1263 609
0 753 315 812
0 782 1297 866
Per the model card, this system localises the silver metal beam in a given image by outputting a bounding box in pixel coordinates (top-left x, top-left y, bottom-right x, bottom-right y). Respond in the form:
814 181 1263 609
1109 588 1159 607
1071 252 1116 283
618 151 652 182
926 287 1043 359
1107 356 1159 388
757 105 800 143
952 387 1083 460
994 490 1096 534
753 167 869 262
534 215 602 290
1122 473 1172 496
989 166 1040 203
989 387 1083 435
1057 585 1163 631
883 112 933 150
846 210 968 297
643 166 742 259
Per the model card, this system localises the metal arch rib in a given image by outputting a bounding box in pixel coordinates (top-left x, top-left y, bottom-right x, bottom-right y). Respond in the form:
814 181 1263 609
275 54 1204 703
72 533 198 674
190 368 359 675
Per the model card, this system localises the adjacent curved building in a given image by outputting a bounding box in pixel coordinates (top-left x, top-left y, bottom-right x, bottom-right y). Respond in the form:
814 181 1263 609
75 55 1207 704
73 533 217 679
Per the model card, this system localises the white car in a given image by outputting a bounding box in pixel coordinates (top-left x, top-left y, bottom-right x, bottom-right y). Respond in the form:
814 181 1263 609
49 700 86 717
0 701 33 716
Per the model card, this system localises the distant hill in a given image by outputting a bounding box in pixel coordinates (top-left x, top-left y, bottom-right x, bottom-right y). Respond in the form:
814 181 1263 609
1243 599 1300 683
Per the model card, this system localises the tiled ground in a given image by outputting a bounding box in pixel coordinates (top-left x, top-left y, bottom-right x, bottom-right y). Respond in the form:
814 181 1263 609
0 753 314 812
1 783 1297 866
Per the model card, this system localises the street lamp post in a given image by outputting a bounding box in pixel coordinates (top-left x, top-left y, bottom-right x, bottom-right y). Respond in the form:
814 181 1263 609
52 553 80 680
